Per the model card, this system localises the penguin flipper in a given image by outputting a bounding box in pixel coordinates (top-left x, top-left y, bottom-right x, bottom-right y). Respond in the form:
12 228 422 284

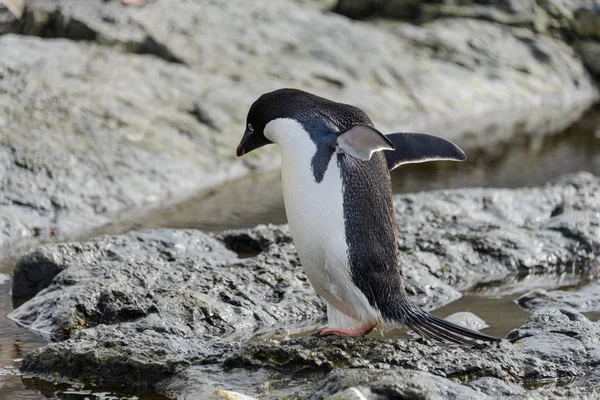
337 124 395 161
383 133 466 171
398 296 501 345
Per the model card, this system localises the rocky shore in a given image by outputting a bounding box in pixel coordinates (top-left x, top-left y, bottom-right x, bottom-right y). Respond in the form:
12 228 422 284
1 0 600 398
0 0 598 249
8 172 600 399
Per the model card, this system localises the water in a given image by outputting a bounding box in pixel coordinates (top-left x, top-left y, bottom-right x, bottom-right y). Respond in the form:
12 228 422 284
0 104 599 398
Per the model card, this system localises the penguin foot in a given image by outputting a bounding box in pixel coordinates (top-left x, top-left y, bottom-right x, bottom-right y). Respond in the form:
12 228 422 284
312 322 377 337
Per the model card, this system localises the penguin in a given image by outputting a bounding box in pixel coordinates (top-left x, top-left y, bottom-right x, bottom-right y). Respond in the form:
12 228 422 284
236 88 499 344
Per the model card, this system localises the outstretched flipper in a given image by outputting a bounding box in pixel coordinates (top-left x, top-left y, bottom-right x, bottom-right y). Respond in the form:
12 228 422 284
397 296 500 345
383 132 466 171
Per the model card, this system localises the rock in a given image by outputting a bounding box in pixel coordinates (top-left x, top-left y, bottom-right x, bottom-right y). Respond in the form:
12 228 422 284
517 282 600 312
19 310 600 398
9 229 324 341
335 0 600 39
296 0 337 10
578 40 600 76
11 172 600 339
0 0 596 249
507 308 600 380
395 172 600 290
445 312 489 331
0 4 19 34
0 34 255 249
573 3 600 40
313 369 492 399
11 247 69 298
9 173 600 398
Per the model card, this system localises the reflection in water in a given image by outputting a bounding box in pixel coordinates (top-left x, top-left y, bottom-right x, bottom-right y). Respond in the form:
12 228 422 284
20 378 171 400
467 272 598 297
0 258 46 400
430 294 529 339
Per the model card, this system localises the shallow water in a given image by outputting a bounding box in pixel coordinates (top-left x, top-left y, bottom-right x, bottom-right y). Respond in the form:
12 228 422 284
1 104 599 398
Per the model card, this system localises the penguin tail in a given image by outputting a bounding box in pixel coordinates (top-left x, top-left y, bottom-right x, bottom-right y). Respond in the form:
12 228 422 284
395 295 501 345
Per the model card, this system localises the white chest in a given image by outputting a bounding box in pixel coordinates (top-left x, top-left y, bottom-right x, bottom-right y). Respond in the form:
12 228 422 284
264 118 377 322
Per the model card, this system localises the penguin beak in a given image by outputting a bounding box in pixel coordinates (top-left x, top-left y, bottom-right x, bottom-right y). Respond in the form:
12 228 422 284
236 142 246 157
236 127 270 157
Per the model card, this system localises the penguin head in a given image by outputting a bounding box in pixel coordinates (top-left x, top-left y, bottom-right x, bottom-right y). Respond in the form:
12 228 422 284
237 88 395 161
236 89 304 157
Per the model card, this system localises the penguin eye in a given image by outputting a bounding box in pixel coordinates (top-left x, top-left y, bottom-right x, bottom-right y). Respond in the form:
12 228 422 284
247 124 254 132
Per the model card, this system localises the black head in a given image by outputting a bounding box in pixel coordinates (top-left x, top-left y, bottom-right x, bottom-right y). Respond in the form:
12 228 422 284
236 88 372 157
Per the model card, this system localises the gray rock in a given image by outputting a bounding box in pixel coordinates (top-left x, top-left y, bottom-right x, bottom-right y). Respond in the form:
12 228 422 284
0 0 597 249
507 308 600 380
445 312 489 331
517 282 600 312
336 0 599 39
0 34 254 249
395 172 600 290
19 310 600 398
9 229 324 341
10 173 600 398
11 172 600 340
469 376 526 397
11 247 69 298
314 369 492 399
578 40 600 76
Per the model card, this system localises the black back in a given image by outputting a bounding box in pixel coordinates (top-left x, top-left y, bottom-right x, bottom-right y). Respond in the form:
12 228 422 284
337 152 403 319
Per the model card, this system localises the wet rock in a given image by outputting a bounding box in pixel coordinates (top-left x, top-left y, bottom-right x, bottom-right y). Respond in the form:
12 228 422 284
517 282 600 312
395 172 600 290
578 40 600 76
313 369 491 399
9 174 600 397
11 247 70 298
468 376 526 397
507 308 600 380
20 310 600 398
9 229 323 341
218 224 293 255
445 312 489 331
11 172 600 337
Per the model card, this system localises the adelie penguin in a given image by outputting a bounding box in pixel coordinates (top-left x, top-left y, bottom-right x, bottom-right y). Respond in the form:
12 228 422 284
236 88 500 344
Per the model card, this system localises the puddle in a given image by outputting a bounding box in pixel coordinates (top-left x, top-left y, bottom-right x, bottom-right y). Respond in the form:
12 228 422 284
19 377 172 400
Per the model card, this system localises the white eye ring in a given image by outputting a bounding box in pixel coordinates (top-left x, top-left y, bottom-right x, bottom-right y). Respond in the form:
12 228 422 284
247 124 254 132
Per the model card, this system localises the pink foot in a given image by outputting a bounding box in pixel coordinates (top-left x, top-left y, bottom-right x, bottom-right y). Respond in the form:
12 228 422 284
312 322 377 337
122 0 144 6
